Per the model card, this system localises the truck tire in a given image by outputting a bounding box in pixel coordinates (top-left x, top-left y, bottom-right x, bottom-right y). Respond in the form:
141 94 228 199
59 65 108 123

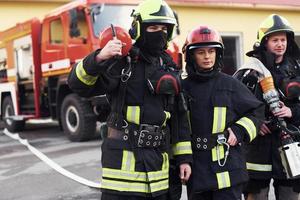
61 93 96 142
2 96 25 132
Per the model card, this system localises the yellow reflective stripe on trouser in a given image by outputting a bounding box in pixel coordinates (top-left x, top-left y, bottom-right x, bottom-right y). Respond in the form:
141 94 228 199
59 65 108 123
103 152 169 182
121 150 135 171
102 168 169 182
75 60 98 86
101 179 168 193
126 106 140 124
172 141 192 155
246 162 272 171
236 117 257 142
216 171 231 189
212 107 226 161
162 111 171 127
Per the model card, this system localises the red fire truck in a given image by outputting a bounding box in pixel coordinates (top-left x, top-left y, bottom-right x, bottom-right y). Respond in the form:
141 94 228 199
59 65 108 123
0 0 181 141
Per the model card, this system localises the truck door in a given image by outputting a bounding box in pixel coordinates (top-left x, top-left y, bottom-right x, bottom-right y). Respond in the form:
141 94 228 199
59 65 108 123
41 15 67 75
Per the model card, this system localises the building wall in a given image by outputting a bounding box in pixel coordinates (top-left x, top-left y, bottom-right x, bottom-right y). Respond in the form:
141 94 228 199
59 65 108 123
1 0 299 64
172 4 300 63
0 1 64 30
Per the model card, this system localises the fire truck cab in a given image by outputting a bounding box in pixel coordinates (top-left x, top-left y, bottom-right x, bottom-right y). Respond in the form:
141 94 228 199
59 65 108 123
0 0 137 141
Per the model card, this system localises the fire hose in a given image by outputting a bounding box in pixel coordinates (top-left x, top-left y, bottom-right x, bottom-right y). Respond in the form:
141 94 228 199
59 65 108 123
2 128 101 189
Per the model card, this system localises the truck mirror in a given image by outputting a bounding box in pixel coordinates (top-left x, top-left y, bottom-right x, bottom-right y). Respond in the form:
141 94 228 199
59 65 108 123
69 9 81 38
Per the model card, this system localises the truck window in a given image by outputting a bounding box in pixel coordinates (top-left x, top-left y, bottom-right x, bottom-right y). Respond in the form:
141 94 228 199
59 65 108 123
50 18 63 44
69 8 88 40
90 4 134 37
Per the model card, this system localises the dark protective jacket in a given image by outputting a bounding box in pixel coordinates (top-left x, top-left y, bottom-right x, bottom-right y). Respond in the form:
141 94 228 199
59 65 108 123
183 71 264 193
68 47 192 197
234 56 300 181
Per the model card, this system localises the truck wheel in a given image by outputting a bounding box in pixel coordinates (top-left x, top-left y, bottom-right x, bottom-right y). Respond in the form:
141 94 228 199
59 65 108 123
61 94 96 142
2 96 25 132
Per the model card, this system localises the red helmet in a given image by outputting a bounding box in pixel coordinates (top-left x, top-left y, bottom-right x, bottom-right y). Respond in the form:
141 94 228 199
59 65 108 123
182 25 224 63
99 25 132 56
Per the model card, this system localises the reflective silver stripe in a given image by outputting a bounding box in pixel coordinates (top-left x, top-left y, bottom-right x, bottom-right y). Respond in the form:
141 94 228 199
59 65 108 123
75 60 98 85
121 150 135 171
236 117 257 142
172 141 192 155
126 106 140 124
102 168 168 182
216 171 231 189
101 178 168 193
246 162 272 171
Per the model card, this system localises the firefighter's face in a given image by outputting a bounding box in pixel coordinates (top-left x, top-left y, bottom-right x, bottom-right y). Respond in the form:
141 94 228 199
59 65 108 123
265 32 287 63
146 25 168 33
193 47 216 70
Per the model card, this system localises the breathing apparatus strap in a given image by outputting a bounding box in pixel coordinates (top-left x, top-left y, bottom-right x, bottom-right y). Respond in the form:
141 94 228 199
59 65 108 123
107 56 133 129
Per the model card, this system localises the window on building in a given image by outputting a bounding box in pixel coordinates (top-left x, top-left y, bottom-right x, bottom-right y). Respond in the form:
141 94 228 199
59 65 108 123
221 34 243 75
50 18 63 44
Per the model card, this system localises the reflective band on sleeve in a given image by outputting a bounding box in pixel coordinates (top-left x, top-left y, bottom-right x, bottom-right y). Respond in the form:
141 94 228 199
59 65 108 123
121 150 135 171
162 111 171 127
172 141 192 155
216 171 231 189
212 107 226 134
236 117 257 142
212 107 226 161
246 162 272 171
126 106 140 125
75 60 98 86
101 178 168 193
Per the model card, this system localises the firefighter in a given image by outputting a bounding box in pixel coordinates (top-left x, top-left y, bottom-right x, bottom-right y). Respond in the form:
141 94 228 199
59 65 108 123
67 0 192 199
234 14 300 200
182 25 264 200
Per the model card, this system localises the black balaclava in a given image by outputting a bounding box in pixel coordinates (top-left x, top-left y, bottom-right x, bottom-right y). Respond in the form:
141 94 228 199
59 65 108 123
136 23 168 56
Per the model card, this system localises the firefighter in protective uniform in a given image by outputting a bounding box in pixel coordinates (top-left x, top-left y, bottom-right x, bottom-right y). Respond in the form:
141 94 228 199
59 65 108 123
234 14 300 200
68 0 192 199
182 25 264 200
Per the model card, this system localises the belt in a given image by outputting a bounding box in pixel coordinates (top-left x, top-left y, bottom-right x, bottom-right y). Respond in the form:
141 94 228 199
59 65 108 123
193 131 229 151
107 123 164 148
107 127 129 141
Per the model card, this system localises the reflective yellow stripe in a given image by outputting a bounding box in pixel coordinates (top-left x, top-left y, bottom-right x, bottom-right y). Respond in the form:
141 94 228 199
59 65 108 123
216 171 231 189
246 162 272 171
121 150 135 171
212 107 226 161
75 60 98 86
212 107 226 134
102 168 169 182
161 152 169 170
172 141 192 155
126 106 140 124
236 117 257 142
212 145 224 161
101 178 168 193
162 111 171 127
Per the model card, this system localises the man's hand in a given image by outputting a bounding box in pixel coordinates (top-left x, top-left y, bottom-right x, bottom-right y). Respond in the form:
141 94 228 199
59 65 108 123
227 127 238 146
179 163 191 184
96 39 122 62
273 101 292 118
